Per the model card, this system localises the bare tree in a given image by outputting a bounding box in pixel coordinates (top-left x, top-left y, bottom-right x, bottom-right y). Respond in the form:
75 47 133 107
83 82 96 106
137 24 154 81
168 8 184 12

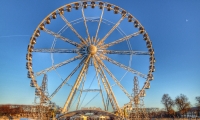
175 94 191 116
196 96 200 107
161 94 175 117
196 96 200 116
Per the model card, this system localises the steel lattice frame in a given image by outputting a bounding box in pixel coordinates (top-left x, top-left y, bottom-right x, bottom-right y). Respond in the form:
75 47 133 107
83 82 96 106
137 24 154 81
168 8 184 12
26 0 155 116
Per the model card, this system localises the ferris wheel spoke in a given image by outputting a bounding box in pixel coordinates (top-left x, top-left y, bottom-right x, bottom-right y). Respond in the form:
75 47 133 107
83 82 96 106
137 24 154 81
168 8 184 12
102 54 147 79
103 50 149 55
60 14 87 45
48 56 87 100
33 49 80 53
100 31 140 49
81 6 91 43
62 54 91 113
97 15 126 46
93 58 120 112
95 4 105 40
35 55 83 76
43 28 80 47
95 55 132 100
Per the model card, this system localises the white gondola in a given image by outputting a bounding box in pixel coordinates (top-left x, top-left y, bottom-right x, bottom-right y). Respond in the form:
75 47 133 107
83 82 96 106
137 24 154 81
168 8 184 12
107 4 111 11
121 10 126 16
128 15 133 22
30 79 37 87
31 37 36 44
91 1 95 8
139 27 144 34
26 53 32 61
148 74 154 81
143 33 148 40
28 71 34 78
59 8 64 15
99 2 104 9
140 90 146 97
114 6 119 14
26 62 32 69
46 17 51 24
145 82 150 89
35 30 40 37
66 5 72 12
134 20 139 27
149 65 155 72
39 23 45 30
146 41 152 48
27 45 34 52
74 3 79 10
82 2 87 8
150 56 156 64
52 12 56 19
149 48 154 55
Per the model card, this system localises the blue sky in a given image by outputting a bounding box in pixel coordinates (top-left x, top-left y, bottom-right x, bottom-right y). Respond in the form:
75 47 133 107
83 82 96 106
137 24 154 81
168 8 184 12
0 0 200 111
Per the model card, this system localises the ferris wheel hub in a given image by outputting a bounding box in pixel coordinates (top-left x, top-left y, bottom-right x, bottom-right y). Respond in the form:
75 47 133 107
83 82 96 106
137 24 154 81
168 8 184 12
87 45 97 55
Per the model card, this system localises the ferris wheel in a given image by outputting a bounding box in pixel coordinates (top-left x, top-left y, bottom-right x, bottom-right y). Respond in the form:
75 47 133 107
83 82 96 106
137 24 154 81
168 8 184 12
26 0 155 115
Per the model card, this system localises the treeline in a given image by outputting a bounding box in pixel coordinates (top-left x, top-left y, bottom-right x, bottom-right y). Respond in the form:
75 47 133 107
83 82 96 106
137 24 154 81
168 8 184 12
0 105 23 116
161 94 200 118
0 104 60 118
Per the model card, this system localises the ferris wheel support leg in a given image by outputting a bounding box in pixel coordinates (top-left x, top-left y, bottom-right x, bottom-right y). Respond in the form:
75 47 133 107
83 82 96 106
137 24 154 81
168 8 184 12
61 54 91 113
94 60 106 111
93 59 114 111
76 62 89 110
93 57 120 113
95 56 131 100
